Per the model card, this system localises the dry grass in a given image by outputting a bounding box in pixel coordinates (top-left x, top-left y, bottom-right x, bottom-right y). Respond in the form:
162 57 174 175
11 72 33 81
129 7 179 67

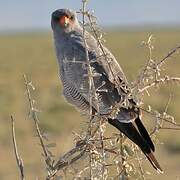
0 28 180 179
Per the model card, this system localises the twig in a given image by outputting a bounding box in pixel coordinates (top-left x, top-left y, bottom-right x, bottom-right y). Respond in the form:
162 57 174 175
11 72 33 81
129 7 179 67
48 149 86 179
140 107 180 127
81 0 109 179
81 0 94 178
134 146 145 180
54 141 86 171
160 127 180 130
158 93 173 131
11 116 25 180
135 35 154 89
157 45 180 67
23 75 54 175
99 119 105 179
139 76 180 93
119 133 128 180
86 12 118 86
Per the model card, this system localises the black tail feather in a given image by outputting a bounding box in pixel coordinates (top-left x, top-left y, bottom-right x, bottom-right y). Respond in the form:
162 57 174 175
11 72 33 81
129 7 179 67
108 118 151 154
108 118 163 173
135 117 155 152
146 152 163 173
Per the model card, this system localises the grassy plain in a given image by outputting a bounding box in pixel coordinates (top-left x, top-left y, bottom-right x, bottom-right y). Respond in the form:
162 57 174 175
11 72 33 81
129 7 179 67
0 29 180 179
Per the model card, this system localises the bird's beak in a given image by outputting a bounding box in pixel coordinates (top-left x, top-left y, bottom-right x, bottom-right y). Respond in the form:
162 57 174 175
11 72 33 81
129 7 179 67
59 15 70 27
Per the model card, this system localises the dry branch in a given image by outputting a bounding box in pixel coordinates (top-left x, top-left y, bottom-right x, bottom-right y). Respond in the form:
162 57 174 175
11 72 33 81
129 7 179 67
23 75 55 178
157 45 180 67
11 116 25 180
139 76 180 93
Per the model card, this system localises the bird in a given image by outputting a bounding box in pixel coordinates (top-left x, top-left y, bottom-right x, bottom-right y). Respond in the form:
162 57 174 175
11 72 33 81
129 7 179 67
51 8 163 173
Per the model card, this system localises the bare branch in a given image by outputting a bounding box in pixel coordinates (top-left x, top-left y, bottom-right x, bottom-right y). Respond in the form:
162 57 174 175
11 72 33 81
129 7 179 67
140 107 180 126
134 146 145 180
160 127 180 130
139 76 180 93
119 133 128 179
81 1 94 178
11 116 25 180
23 75 54 175
157 45 180 67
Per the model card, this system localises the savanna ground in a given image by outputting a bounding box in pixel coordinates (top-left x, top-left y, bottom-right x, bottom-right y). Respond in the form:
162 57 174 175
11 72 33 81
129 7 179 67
0 29 180 179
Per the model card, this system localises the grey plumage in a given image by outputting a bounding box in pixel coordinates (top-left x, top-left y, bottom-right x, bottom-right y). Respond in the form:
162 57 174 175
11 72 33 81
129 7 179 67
52 9 129 117
51 9 163 173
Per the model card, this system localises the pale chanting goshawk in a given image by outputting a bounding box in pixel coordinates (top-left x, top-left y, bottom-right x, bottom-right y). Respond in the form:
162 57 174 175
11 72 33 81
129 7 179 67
51 9 163 173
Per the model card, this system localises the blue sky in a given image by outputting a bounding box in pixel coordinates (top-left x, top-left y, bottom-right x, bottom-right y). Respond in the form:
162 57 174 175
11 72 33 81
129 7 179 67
0 0 180 31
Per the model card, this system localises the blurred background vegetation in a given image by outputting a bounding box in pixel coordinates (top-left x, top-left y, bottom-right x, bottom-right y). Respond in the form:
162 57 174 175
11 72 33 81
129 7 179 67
0 0 180 179
0 29 179 179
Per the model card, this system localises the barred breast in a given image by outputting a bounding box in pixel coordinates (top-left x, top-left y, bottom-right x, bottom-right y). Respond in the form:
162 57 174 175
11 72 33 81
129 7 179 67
58 60 91 113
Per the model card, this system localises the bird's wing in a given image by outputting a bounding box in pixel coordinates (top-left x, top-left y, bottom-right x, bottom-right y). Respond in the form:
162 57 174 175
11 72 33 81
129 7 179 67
85 30 129 87
100 46 129 85
62 31 134 117
66 30 128 88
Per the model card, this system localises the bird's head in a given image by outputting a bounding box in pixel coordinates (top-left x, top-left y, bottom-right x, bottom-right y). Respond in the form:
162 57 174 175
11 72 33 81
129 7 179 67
51 9 79 34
